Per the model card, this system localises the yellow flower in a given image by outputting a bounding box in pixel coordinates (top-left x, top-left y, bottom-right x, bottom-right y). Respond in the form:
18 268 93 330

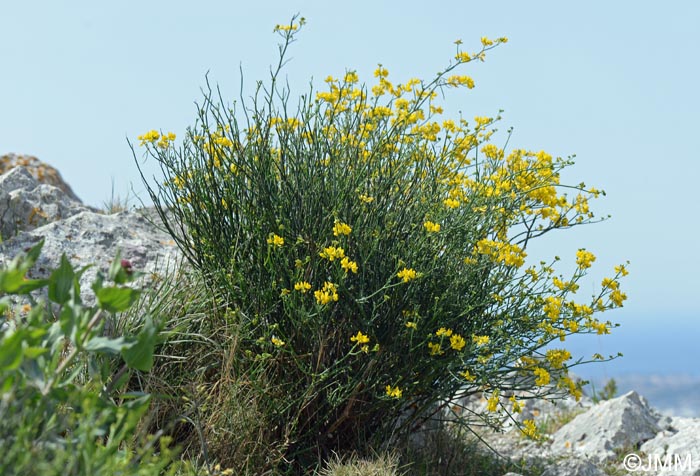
591 320 610 335
333 221 352 236
545 349 571 369
533 367 551 386
271 337 285 347
521 419 540 440
576 249 596 269
610 289 627 307
294 281 312 293
273 23 299 32
405 321 417 330
344 71 359 84
137 130 160 146
510 395 523 413
460 369 476 382
614 263 629 276
267 233 284 247
487 390 500 412
156 131 176 149
472 335 490 346
450 334 466 351
543 296 562 321
435 327 453 337
455 51 471 62
561 375 583 401
385 385 403 399
445 75 475 89
443 198 460 209
601 277 619 290
397 267 418 283
340 257 358 274
314 282 339 305
319 246 345 261
213 135 233 148
428 342 443 356
350 331 370 345
359 194 374 204
423 221 441 233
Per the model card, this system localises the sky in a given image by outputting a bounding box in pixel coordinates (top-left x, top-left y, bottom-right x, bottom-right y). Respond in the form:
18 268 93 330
2 1 699 381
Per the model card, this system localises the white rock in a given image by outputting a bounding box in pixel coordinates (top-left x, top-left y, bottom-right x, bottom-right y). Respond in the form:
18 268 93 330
0 164 184 309
550 391 661 462
540 457 606 476
639 417 700 476
0 166 93 240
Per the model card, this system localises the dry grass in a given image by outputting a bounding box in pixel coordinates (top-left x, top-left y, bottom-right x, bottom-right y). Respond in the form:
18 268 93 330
318 452 402 476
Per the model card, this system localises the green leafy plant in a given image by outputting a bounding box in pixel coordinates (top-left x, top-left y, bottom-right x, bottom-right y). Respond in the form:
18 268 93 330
133 16 629 473
590 378 619 404
0 241 176 475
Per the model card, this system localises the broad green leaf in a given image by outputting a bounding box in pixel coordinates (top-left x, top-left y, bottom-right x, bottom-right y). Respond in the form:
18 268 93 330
48 255 75 304
59 305 78 342
121 316 157 371
0 331 24 371
23 346 48 359
95 286 140 313
0 268 46 294
84 336 132 354
108 250 123 281
23 239 45 267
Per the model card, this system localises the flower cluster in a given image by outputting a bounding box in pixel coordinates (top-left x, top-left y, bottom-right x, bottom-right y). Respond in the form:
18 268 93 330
314 281 339 305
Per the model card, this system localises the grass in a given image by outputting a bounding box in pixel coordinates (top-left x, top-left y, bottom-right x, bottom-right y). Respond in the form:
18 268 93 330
99 177 132 214
318 452 402 476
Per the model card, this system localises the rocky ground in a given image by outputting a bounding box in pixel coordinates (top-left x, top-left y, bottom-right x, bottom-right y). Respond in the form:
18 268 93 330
459 384 700 475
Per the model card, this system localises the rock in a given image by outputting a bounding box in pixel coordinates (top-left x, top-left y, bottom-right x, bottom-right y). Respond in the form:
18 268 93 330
1 153 82 202
540 458 606 476
0 166 92 239
550 391 661 462
0 210 183 306
0 163 184 310
639 416 700 476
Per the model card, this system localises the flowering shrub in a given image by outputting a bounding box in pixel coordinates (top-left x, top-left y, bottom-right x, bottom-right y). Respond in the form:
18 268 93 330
134 16 628 473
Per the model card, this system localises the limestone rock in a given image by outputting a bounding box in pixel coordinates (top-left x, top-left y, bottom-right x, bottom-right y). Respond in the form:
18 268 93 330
639 416 700 476
0 166 92 239
550 391 661 462
540 458 606 476
1 153 82 202
0 209 183 307
0 163 184 310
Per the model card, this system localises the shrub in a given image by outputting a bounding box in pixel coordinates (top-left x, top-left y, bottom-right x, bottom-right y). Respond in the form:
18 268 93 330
134 16 628 473
0 242 176 475
590 377 619 403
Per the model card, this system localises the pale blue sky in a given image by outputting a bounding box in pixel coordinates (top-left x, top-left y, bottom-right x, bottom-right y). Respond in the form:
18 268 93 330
2 1 699 378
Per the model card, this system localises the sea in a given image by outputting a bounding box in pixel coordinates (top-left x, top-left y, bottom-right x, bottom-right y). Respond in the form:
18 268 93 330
559 315 700 417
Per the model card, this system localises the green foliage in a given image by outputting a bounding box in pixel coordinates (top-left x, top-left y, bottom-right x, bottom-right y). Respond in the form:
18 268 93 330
0 241 175 475
590 378 619 404
100 177 133 214
133 16 629 473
